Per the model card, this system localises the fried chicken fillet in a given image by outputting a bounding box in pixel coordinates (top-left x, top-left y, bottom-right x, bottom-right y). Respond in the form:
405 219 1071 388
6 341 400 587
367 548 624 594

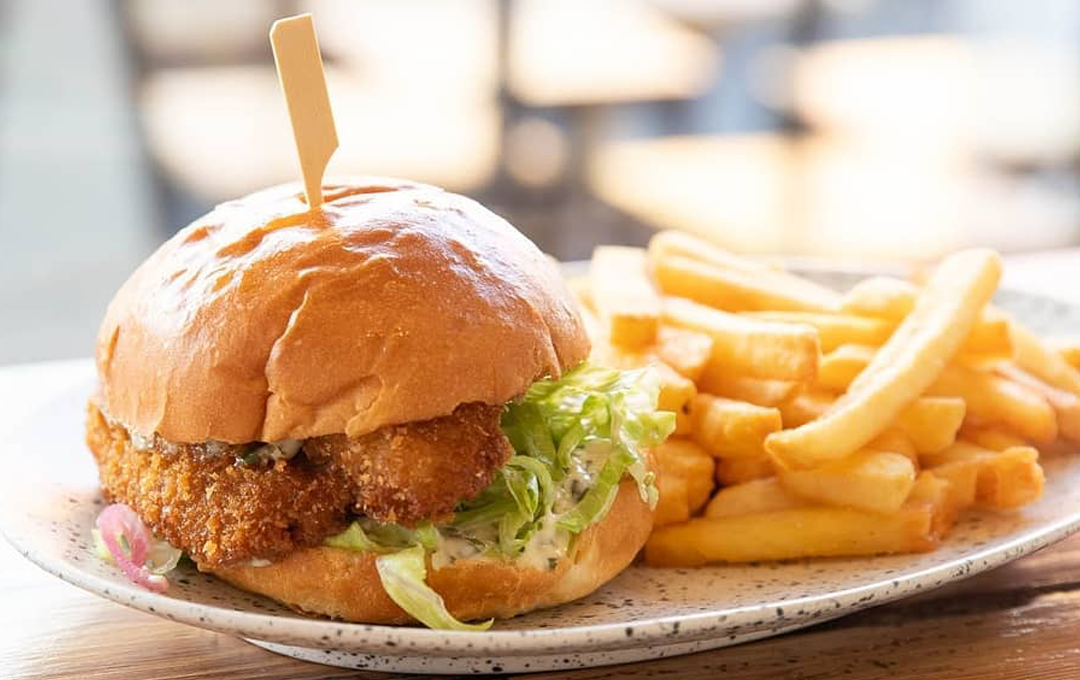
304 403 512 526
86 402 513 568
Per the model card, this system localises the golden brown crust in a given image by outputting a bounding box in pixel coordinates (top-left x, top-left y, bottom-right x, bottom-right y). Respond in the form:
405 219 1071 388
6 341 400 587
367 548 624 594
208 479 654 623
85 402 355 567
95 177 589 444
304 402 513 526
87 400 519 567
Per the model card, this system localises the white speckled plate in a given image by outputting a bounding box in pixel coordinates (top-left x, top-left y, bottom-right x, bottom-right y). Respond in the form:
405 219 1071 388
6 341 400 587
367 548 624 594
4 271 1080 675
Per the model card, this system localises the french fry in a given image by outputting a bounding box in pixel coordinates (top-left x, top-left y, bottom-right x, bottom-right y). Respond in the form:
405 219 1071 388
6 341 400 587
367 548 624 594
840 276 919 319
921 441 1045 509
589 246 660 348
840 276 1012 358
777 389 836 428
979 447 1045 508
870 428 919 469
583 236 1064 567
663 296 820 381
766 249 1002 470
654 438 715 514
697 368 799 407
590 340 651 370
920 441 1001 468
715 454 775 486
813 347 1031 461
741 311 894 353
674 407 693 436
995 363 1080 445
961 426 1028 451
894 396 966 453
778 449 916 513
690 394 782 459
575 295 605 349
928 364 1057 444
962 312 1013 358
1010 320 1080 396
649 230 773 275
648 230 842 311
776 390 962 453
926 459 979 509
906 470 962 538
644 504 939 567
655 363 698 414
1053 337 1080 371
655 326 714 381
704 477 807 518
652 254 839 313
653 474 690 527
817 344 875 392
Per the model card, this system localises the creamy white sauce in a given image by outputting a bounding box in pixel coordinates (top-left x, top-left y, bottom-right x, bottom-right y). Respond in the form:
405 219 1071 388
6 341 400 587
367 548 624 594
129 430 153 451
515 514 570 571
430 536 485 571
102 408 303 460
430 443 614 572
430 515 572 573
555 439 610 513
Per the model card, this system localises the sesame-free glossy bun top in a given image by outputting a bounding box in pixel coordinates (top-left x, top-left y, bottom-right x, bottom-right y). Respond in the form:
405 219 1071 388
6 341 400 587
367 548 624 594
95 177 589 443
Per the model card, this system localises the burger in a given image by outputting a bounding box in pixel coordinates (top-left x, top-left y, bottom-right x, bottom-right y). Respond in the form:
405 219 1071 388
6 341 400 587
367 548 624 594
86 177 674 628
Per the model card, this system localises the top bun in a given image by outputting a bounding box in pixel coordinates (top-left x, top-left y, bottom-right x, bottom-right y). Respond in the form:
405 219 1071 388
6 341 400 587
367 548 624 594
96 177 589 444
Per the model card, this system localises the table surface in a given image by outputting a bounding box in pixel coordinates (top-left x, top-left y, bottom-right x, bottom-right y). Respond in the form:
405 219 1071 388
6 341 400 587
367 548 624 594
4 251 1080 680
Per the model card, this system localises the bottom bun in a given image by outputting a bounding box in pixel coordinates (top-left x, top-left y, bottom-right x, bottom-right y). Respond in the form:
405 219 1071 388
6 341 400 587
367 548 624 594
208 478 653 623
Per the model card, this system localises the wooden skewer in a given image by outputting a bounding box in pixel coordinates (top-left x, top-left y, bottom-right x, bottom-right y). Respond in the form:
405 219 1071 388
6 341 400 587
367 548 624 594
269 13 338 210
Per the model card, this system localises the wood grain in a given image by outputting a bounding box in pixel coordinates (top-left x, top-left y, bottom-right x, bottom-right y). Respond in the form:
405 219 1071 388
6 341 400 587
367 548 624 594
5 532 1080 679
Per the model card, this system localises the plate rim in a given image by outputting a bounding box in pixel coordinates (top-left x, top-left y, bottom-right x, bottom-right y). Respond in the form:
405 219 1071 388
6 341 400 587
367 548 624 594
7 463 1080 656
4 270 1080 657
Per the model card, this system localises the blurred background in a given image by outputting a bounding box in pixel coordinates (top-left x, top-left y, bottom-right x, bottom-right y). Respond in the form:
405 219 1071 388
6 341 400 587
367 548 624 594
3 0 1080 362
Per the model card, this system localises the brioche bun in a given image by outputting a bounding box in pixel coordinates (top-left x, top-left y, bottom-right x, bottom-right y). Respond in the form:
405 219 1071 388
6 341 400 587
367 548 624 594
209 478 652 623
90 176 652 625
95 177 589 444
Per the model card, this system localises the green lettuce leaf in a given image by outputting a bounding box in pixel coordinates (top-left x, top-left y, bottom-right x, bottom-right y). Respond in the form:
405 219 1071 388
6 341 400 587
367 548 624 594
506 362 674 514
325 519 437 554
375 546 493 631
322 361 674 632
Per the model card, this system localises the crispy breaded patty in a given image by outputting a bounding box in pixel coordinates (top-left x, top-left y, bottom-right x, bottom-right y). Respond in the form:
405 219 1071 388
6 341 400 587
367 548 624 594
86 404 355 567
86 401 513 567
306 403 513 526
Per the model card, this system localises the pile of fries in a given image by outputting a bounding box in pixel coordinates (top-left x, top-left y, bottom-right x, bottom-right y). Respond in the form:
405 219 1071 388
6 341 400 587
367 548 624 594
571 231 1080 567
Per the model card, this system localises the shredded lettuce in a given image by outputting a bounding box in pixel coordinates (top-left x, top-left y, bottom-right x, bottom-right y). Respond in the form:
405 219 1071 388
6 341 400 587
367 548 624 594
453 362 673 557
321 361 674 630
325 518 438 554
509 362 673 512
375 547 493 631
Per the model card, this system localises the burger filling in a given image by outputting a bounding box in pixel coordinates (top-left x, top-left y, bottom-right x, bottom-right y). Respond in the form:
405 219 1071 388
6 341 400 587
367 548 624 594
324 363 673 629
88 363 673 630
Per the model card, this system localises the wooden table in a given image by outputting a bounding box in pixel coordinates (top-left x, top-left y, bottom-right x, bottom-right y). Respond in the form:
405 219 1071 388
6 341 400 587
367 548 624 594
5 252 1080 679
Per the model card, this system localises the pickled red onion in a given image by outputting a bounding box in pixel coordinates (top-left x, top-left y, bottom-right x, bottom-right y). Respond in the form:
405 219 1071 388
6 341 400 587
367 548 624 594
95 503 169 593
